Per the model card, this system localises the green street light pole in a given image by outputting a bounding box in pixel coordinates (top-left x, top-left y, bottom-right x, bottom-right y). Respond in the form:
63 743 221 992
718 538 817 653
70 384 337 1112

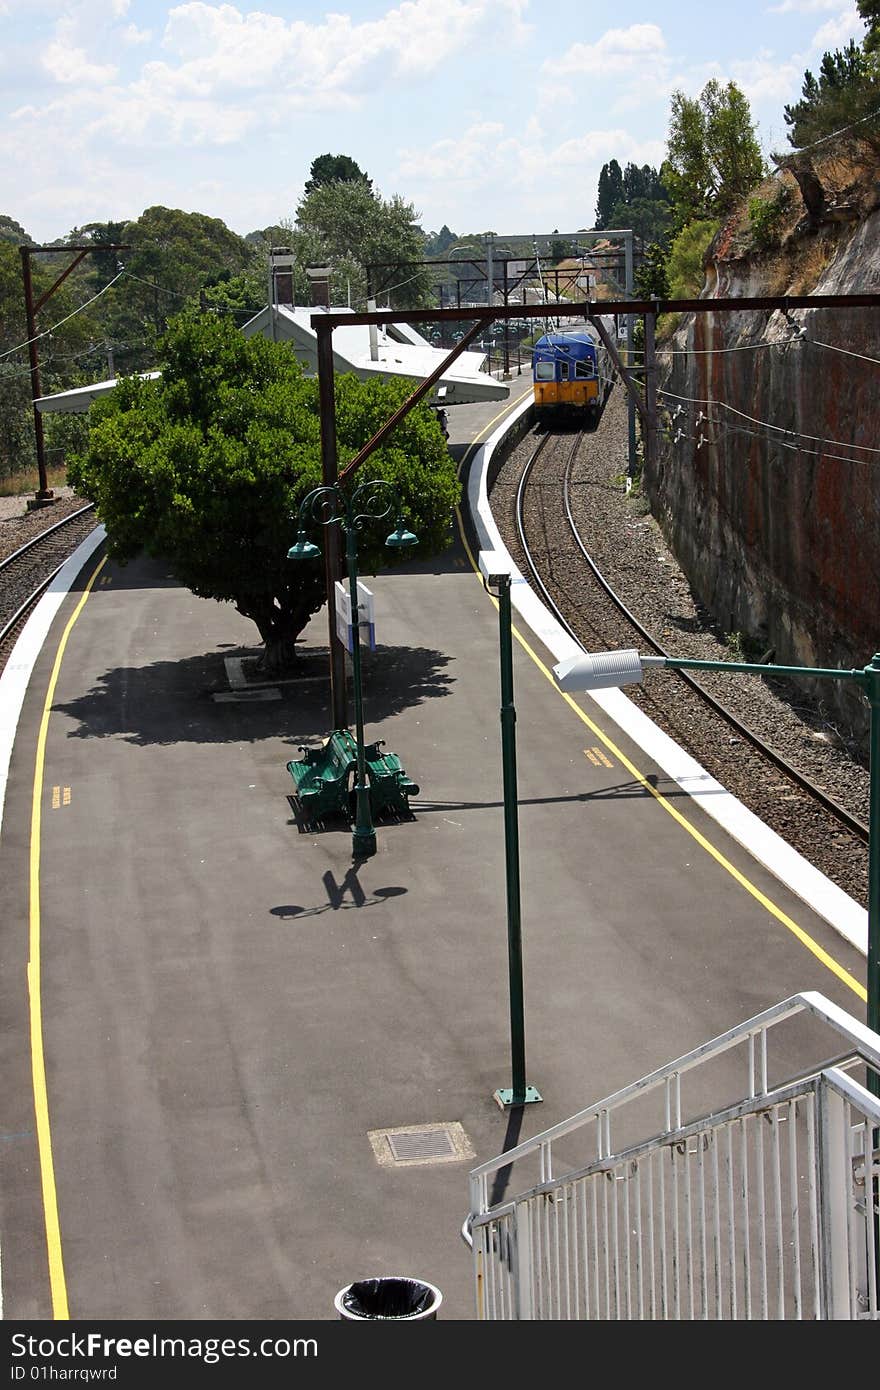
289 479 417 860
554 647 880 1084
479 551 542 1109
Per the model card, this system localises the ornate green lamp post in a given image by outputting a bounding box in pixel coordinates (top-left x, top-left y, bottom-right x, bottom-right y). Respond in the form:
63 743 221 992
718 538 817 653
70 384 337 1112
288 479 417 859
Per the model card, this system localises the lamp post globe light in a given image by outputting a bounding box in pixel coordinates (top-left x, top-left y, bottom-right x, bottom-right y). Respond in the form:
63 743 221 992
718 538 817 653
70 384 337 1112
288 478 417 859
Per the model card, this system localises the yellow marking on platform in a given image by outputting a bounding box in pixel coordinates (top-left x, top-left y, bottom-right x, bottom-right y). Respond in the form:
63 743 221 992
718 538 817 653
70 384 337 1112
62 787 70 805
455 496 865 1005
51 786 60 809
29 551 107 1319
587 746 613 769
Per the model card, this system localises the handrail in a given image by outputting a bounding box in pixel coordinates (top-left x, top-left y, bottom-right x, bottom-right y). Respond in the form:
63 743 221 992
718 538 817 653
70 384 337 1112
469 992 880 1190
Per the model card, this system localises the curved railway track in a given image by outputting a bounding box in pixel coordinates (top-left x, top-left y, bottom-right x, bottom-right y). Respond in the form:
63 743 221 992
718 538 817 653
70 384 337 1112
0 502 99 671
518 427 868 843
489 398 870 909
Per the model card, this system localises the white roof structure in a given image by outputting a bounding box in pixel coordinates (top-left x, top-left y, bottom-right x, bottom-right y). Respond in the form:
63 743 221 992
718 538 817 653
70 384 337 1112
240 303 508 405
34 304 508 414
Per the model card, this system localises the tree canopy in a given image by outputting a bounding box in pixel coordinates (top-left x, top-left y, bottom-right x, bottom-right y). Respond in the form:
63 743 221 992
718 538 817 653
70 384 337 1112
302 153 372 196
292 177 432 309
783 39 880 148
67 313 459 670
594 160 672 249
664 80 765 222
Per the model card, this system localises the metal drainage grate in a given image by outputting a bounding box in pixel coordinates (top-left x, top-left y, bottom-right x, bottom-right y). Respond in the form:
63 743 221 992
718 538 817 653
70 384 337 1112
368 1121 475 1168
387 1129 457 1162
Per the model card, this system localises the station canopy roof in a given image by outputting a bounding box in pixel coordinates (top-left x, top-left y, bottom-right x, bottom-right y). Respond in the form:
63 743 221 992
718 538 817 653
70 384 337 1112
35 304 509 414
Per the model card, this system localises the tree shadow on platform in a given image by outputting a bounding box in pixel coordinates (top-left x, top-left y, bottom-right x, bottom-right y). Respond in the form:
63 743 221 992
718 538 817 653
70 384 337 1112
52 642 456 748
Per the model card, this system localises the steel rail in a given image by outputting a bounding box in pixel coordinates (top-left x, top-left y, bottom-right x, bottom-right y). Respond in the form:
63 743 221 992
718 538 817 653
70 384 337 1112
0 501 94 575
514 429 869 843
0 502 96 649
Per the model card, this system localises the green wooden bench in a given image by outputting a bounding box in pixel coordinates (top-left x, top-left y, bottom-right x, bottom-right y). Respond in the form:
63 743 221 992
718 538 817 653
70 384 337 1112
363 739 420 818
287 728 359 824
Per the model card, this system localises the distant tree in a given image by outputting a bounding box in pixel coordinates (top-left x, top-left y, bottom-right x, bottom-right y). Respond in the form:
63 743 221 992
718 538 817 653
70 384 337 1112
665 219 719 298
621 163 666 204
634 239 671 300
91 206 258 372
67 314 459 671
424 224 458 256
0 214 33 246
243 223 291 247
193 268 267 321
293 180 432 309
302 153 372 196
70 221 129 287
783 41 880 147
607 196 673 246
858 0 880 53
595 159 624 229
665 80 765 222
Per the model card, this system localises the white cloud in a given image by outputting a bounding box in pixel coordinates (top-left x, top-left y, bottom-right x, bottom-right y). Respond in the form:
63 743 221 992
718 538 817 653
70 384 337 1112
152 0 529 94
731 50 803 103
554 24 668 77
811 5 865 50
43 41 118 85
398 121 665 196
122 23 153 45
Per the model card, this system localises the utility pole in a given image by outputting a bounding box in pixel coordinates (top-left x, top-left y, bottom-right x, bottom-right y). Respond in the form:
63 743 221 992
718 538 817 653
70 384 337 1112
19 242 128 508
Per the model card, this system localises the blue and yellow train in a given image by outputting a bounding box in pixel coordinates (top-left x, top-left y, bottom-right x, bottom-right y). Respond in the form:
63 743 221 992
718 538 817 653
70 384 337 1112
531 323 614 425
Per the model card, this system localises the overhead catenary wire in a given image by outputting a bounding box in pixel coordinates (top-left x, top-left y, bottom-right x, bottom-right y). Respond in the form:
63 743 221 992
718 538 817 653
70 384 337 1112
658 386 880 457
0 270 125 361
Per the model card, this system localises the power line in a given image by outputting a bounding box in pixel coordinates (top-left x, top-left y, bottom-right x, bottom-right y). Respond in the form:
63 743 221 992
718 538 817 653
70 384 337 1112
660 388 880 457
0 270 124 361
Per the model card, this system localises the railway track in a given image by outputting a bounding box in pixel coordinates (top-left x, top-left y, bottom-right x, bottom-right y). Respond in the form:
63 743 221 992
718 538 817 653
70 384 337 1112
489 397 870 909
0 501 99 673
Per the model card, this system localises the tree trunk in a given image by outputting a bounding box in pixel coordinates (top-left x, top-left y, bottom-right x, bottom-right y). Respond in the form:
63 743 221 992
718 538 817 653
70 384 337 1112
234 586 323 675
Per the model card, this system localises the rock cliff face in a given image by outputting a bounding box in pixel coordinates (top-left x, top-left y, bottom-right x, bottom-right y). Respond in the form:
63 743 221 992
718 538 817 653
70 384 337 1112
645 156 880 747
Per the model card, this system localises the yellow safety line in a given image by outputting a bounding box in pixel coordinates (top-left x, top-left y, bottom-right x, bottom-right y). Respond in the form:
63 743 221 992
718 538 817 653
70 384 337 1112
29 553 107 1320
455 408 866 1004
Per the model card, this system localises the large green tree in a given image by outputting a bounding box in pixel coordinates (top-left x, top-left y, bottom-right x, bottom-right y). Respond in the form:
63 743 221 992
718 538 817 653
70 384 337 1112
67 313 459 670
293 178 431 309
783 40 880 147
664 80 765 222
73 207 260 374
858 0 880 53
595 159 624 229
303 153 372 196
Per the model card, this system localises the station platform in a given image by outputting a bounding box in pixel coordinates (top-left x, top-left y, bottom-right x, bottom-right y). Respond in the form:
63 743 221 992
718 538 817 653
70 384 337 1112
0 376 869 1325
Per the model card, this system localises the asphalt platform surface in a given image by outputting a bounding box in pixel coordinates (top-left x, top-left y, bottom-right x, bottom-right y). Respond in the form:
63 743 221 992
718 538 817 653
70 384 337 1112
0 373 868 1327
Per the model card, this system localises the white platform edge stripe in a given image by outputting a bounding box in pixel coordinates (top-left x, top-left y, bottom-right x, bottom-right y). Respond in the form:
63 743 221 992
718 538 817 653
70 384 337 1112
468 397 867 958
0 525 106 841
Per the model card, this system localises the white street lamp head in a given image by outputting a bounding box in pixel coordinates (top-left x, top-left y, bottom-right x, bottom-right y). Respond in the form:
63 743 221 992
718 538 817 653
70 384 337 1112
478 550 513 586
553 648 648 692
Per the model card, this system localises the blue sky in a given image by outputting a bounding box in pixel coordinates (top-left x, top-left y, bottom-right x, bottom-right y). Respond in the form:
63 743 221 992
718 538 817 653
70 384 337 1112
1 0 869 244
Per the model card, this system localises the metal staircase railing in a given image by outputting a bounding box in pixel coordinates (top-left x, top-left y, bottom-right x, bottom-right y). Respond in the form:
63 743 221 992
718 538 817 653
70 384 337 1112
468 993 880 1319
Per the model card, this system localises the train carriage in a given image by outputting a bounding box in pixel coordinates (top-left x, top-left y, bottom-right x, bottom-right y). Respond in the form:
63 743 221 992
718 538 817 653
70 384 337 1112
532 325 613 424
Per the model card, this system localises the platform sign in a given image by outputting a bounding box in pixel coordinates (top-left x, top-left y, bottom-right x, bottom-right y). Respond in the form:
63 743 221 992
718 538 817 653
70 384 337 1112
334 580 376 653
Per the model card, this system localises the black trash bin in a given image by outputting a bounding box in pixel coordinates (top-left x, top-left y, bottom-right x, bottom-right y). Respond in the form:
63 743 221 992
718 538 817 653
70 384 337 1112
334 1276 442 1320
